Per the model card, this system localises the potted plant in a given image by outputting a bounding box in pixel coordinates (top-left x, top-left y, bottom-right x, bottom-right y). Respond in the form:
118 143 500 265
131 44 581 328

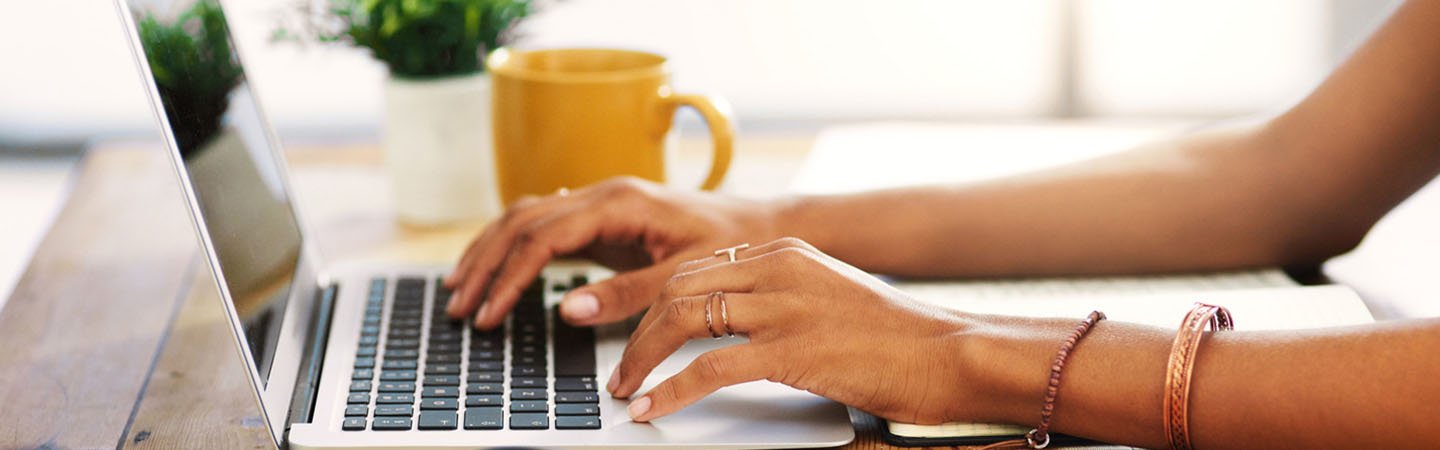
281 0 532 225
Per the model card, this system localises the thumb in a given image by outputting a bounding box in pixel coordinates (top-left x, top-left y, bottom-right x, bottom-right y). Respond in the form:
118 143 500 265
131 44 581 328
559 262 676 326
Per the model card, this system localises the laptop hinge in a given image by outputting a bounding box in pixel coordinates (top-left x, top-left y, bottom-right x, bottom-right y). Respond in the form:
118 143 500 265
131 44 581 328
283 282 338 442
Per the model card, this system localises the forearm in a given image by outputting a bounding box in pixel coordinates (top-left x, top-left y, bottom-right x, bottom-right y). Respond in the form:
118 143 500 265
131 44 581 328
954 314 1440 449
773 122 1353 277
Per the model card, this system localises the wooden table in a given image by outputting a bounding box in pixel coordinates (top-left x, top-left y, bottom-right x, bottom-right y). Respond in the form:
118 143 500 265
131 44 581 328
0 132 919 450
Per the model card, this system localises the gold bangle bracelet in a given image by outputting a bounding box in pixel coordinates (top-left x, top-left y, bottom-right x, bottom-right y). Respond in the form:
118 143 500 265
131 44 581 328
1164 303 1234 450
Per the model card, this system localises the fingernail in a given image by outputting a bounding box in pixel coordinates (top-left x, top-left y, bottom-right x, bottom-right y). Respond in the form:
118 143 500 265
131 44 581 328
561 292 599 321
628 396 652 421
474 301 492 327
606 365 621 394
446 293 459 310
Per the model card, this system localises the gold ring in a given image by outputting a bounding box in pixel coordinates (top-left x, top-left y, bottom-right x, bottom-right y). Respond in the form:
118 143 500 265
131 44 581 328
713 243 750 262
705 292 722 339
718 291 733 337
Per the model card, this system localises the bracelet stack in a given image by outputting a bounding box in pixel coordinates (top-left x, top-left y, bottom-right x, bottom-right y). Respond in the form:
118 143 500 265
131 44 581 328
1164 302 1234 450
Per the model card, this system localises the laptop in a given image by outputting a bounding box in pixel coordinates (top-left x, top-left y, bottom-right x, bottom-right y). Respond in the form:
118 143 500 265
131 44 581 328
113 0 855 448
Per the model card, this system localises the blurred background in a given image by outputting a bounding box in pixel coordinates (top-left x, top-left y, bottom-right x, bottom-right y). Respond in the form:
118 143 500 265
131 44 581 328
0 0 1404 306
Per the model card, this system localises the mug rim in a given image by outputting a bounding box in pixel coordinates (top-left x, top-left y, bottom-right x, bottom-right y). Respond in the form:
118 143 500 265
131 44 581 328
486 47 671 83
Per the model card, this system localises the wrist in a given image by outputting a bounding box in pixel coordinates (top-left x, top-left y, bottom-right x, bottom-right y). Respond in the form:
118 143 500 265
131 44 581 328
946 314 1074 426
767 195 836 252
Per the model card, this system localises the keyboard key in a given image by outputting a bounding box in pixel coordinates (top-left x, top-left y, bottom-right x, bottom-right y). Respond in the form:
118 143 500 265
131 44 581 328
354 357 375 368
464 407 503 430
556 392 599 403
349 380 372 392
377 381 415 392
358 335 379 346
382 360 418 370
424 375 459 386
390 318 423 328
513 344 543 357
512 354 545 366
422 386 459 398
467 372 502 383
511 365 546 377
509 413 549 430
344 405 368 416
511 377 546 388
469 350 502 361
389 329 421 339
418 411 459 430
510 400 548 413
356 346 377 357
375 404 414 416
361 325 380 336
555 377 596 392
347 393 370 404
468 361 503 372
556 403 600 416
556 416 601 430
386 349 419 359
376 393 415 404
553 308 597 376
342 417 366 431
427 353 461 364
429 342 462 353
511 388 547 400
429 332 462 343
387 339 420 349
465 395 503 407
571 275 589 287
420 397 459 410
352 368 373 380
426 364 460 375
466 383 502 394
372 417 412 431
380 370 416 381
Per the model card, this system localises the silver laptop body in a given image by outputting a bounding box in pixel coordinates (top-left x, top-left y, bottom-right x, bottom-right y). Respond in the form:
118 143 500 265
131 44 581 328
114 0 854 448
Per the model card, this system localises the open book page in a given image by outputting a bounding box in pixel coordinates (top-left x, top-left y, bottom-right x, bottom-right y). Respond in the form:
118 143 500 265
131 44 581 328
885 279 1373 439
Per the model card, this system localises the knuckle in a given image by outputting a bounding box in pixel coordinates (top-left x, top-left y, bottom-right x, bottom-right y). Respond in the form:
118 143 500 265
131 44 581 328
662 298 694 329
694 352 728 381
502 196 541 222
772 236 809 249
659 274 686 298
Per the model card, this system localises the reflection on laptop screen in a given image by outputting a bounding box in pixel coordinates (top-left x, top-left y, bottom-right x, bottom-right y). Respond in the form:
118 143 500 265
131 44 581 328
129 0 302 387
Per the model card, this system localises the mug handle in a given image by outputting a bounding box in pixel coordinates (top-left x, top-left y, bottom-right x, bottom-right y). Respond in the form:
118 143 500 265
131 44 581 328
661 92 734 191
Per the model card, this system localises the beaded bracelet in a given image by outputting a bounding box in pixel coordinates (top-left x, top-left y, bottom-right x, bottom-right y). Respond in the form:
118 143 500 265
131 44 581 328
1164 303 1234 450
987 310 1107 450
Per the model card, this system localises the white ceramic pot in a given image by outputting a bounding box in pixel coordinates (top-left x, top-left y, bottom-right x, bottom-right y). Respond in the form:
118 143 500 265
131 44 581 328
383 73 501 225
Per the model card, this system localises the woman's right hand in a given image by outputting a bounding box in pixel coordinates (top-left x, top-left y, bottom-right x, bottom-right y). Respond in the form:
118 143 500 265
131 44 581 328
444 177 781 330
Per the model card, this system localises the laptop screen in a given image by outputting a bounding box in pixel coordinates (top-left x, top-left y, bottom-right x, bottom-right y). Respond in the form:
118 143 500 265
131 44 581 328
126 0 303 387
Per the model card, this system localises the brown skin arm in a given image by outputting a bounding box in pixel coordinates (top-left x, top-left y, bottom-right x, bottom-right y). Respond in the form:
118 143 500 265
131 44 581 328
776 0 1440 278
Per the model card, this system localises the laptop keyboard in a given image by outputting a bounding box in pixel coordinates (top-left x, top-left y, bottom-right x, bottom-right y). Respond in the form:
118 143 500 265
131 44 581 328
343 275 601 431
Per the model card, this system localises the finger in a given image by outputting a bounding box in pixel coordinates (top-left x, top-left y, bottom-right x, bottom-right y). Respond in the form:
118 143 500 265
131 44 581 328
472 206 615 330
446 195 543 288
626 345 769 423
445 195 557 319
559 261 675 326
625 261 764 352
672 236 819 274
611 292 763 398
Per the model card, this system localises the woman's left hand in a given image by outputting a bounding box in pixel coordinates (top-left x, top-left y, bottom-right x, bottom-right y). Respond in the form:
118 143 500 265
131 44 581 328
608 237 980 424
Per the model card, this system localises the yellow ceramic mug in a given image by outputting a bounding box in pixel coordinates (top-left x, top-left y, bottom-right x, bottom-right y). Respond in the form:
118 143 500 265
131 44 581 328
486 48 733 205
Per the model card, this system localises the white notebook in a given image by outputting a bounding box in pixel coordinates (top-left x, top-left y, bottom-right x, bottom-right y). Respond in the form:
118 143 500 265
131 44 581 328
884 273 1373 441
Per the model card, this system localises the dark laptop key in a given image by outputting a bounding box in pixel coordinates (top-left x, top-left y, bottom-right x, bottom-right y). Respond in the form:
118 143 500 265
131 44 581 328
513 322 542 335
418 411 459 430
426 353 461 364
358 335 379 346
382 359 418 370
468 361 503 372
390 317 422 328
421 386 459 398
377 381 415 392
510 400 548 413
509 413 549 430
466 382 502 395
356 346 377 357
514 333 541 346
424 375 459 386
556 392 599 403
429 342 462 353
347 393 370 404
388 328 421 339
344 405 368 417
374 404 414 416
556 403 600 416
386 349 419 359
512 354 545 366
361 325 380 336
376 393 414 404
425 364 460 375
380 370 416 381
353 357 375 369
386 338 420 349
553 307 597 376
371 417 412 431
571 275 589 288
556 416 601 430
420 397 459 410
510 388 547 400
349 380 372 392
511 377 546 388
469 350 502 361
342 417 366 431
467 372 502 383
429 332 462 343
555 377 596 392
464 407 503 430
431 322 464 333
470 338 501 351
465 394 503 407
511 365 546 377
391 309 422 319
352 368 374 380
